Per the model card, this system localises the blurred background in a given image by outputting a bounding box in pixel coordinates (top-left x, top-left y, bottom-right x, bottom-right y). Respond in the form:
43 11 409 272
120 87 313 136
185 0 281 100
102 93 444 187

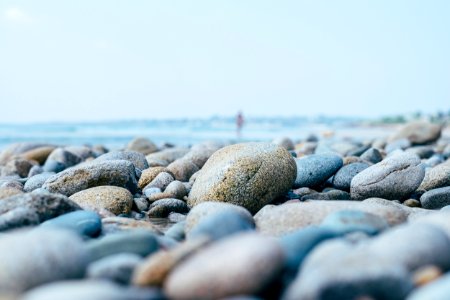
1 0 449 148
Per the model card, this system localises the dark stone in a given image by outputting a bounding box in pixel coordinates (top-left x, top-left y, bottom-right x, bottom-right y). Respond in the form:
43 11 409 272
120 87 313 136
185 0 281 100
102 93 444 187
294 154 343 188
147 198 189 218
420 187 450 209
332 163 370 191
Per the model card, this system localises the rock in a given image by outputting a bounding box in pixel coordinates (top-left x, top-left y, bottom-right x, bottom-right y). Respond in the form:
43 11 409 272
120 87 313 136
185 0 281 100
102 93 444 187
0 191 80 231
164 233 284 299
412 265 443 287
20 146 56 165
0 143 53 165
69 186 134 215
301 189 351 201
0 229 89 293
87 253 142 284
143 171 174 190
188 210 255 241
294 153 343 188
332 162 370 191
133 237 209 287
127 137 158 155
283 239 414 300
2 158 36 177
40 210 102 237
164 180 188 199
185 201 254 234
24 172 55 192
321 209 389 235
138 167 166 189
406 146 435 159
133 197 149 211
86 230 160 261
420 187 450 209
166 159 200 182
27 165 44 177
360 147 383 164
404 198 421 207
188 142 297 214
168 212 186 222
42 159 138 196
147 198 189 218
146 148 190 167
43 148 82 172
272 137 295 151
408 272 450 300
385 138 411 153
64 145 96 160
389 121 442 145
418 162 450 191
101 217 162 235
350 152 425 200
95 150 149 170
183 142 223 168
279 226 339 278
21 280 163 300
254 201 407 236
165 221 186 241
0 186 23 199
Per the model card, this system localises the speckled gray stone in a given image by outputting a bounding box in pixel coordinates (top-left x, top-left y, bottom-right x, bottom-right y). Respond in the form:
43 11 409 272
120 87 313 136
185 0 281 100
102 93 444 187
420 187 450 209
42 160 138 196
350 152 425 200
95 150 149 170
24 172 55 192
188 143 296 214
418 162 450 191
294 153 343 188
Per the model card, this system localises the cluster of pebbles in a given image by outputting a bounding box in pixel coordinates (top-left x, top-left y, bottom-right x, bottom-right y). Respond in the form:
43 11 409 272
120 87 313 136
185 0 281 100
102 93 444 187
1 121 450 300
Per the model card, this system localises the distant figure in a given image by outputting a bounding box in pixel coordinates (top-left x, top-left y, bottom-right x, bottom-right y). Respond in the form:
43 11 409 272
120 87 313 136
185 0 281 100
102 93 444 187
236 111 245 139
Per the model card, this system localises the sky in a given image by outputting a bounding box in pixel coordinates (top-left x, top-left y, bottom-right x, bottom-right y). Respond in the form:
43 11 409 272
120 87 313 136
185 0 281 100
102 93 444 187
0 1 449 123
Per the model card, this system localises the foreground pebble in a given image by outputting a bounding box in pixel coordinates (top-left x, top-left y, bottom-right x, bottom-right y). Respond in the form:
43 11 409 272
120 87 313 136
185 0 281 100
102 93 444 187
164 233 285 299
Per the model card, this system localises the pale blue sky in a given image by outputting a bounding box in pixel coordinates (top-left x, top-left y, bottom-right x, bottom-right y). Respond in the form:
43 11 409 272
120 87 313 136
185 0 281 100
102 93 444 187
0 1 449 123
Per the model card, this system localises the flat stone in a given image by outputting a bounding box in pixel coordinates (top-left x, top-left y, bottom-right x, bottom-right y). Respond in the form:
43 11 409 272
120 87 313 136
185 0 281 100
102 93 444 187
164 233 284 299
0 229 89 293
40 210 102 237
188 210 255 241
69 186 134 215
418 161 450 191
321 209 389 235
147 198 189 218
42 159 138 196
0 191 80 231
420 187 450 209
350 152 425 200
87 253 143 284
185 201 254 234
294 153 343 188
188 142 297 214
86 230 160 262
254 201 407 236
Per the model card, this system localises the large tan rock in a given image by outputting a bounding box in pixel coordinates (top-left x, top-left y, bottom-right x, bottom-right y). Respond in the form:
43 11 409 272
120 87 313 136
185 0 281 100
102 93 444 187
188 142 297 214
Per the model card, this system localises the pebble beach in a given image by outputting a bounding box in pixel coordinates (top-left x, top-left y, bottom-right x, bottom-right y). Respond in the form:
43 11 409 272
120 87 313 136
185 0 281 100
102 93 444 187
1 120 450 300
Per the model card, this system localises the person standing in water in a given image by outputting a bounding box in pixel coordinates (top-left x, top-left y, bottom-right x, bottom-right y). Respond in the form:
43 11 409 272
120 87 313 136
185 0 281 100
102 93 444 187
236 111 244 139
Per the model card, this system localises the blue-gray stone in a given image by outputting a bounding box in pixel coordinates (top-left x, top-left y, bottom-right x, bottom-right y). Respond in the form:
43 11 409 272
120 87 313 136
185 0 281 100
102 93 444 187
301 190 350 201
294 154 343 188
279 226 338 277
321 210 389 235
86 230 160 262
40 210 101 237
360 147 383 164
42 160 66 173
332 163 369 191
188 210 255 241
24 172 55 192
165 221 186 241
420 186 450 209
87 253 142 284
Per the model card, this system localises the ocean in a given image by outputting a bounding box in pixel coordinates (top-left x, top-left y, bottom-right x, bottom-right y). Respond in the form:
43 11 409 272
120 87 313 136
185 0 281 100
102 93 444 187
0 117 389 150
